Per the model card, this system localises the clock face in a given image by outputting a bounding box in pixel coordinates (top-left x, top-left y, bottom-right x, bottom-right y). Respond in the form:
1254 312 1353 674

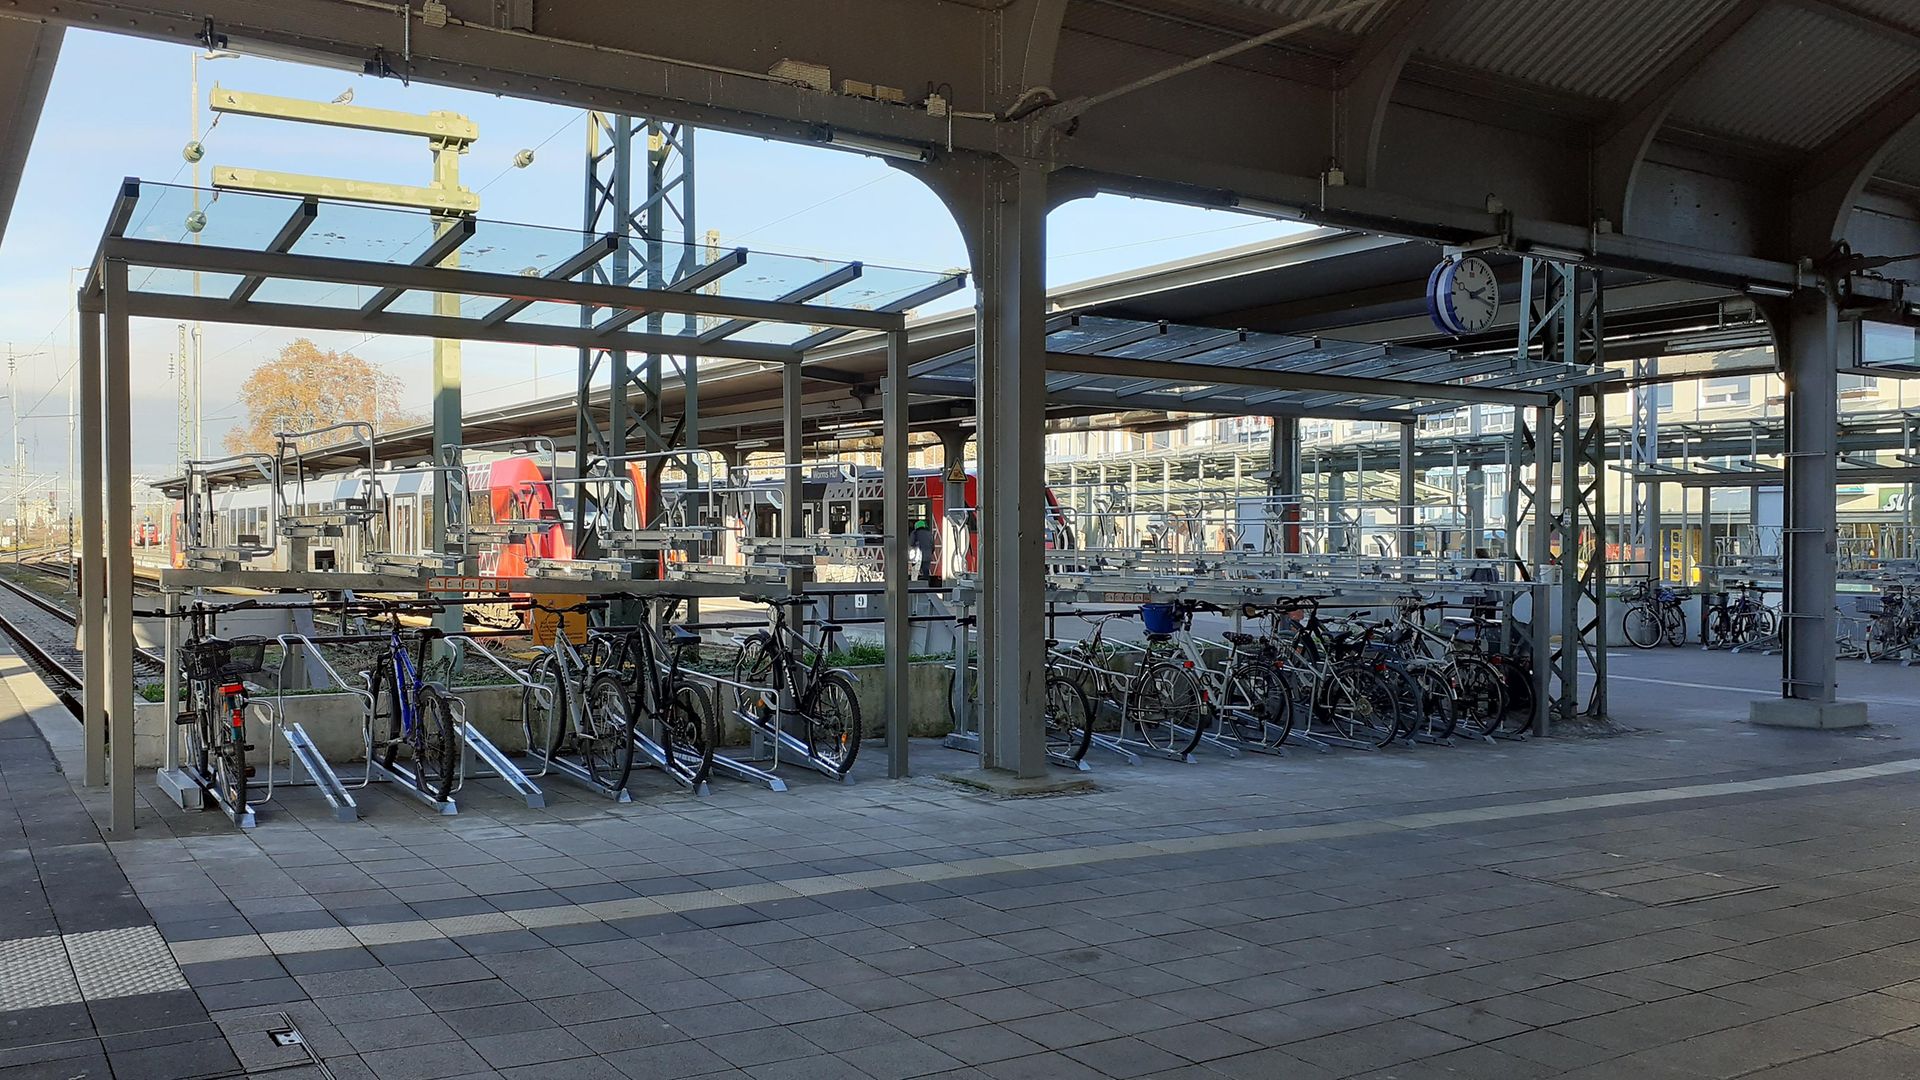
1442 257 1500 334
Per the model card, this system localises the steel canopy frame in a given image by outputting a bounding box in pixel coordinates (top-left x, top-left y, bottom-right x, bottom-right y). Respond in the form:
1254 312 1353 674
76 178 942 835
910 313 1609 418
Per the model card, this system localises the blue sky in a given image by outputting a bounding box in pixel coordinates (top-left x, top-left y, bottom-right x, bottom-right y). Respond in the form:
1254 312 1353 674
0 30 1303 478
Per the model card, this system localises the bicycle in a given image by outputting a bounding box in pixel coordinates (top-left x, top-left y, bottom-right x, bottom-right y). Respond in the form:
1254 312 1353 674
1388 597 1506 739
1265 597 1402 749
1075 603 1209 759
733 596 862 777
1865 585 1916 663
1620 579 1688 649
587 595 716 790
520 598 639 791
358 599 462 802
176 605 268 817
948 614 1095 763
1705 580 1776 650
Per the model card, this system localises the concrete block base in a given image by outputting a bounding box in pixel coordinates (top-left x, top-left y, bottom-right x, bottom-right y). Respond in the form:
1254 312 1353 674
937 767 1095 796
1749 698 1869 730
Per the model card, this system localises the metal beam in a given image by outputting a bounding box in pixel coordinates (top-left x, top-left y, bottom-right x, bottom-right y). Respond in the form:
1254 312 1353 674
1794 69 1920 251
103 235 902 332
478 233 618 327
594 246 747 334
1333 0 1430 186
213 166 481 214
209 84 479 141
790 271 969 353
1043 351 1548 406
125 292 802 365
695 262 865 344
1591 0 1765 229
357 216 478 315
103 260 135 838
228 197 319 305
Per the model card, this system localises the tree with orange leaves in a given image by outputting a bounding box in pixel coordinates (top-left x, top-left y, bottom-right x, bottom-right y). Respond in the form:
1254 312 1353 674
223 338 414 455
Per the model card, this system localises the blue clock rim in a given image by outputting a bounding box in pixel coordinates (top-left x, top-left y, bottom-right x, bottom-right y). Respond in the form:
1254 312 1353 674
1429 257 1494 335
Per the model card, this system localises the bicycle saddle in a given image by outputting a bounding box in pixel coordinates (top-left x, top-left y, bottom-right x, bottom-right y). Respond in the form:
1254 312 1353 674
666 625 701 647
819 621 844 634
1222 631 1263 646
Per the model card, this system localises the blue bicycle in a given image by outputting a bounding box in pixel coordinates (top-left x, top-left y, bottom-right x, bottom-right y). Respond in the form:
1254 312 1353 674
359 600 461 800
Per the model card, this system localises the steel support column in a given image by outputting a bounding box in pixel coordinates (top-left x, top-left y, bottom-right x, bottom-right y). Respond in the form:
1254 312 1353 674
1464 466 1485 555
783 362 803 594
882 329 910 779
77 295 104 788
1780 289 1841 704
1272 415 1299 553
104 260 135 837
1530 404 1553 738
976 160 1049 779
1398 422 1415 556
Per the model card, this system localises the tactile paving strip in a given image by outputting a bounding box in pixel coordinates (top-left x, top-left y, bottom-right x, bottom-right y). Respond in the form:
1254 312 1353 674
0 925 187 1013
66 924 188 1001
0 935 79 1011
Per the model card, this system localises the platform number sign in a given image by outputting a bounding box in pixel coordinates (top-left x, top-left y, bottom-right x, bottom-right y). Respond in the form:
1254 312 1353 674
1426 255 1500 336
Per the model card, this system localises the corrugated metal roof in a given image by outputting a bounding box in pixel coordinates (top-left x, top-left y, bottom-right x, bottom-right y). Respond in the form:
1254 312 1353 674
1206 0 1384 35
1840 0 1920 33
1878 127 1920 184
1670 3 1920 151
1418 0 1742 102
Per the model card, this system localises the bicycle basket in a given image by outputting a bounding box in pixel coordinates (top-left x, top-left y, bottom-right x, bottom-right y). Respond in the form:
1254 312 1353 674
221 637 268 678
185 636 267 680
1139 603 1179 636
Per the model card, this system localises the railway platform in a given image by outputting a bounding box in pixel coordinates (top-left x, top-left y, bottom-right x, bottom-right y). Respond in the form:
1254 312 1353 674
0 644 1917 1078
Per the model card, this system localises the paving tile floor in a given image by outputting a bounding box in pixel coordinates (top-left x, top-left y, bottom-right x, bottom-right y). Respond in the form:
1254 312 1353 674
1 644 1919 1077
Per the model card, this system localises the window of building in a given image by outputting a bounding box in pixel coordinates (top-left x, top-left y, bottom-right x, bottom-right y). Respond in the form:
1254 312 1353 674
1838 372 1877 395
1702 377 1751 407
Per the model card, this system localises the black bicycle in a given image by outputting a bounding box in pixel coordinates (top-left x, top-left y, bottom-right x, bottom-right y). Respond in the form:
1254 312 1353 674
734 595 862 777
586 595 716 791
175 604 267 816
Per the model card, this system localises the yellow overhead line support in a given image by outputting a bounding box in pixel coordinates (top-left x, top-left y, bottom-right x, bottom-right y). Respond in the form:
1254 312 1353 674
208 86 478 143
211 166 480 214
207 83 477 633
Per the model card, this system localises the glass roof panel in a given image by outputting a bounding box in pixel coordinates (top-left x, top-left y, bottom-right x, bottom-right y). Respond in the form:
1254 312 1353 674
111 182 953 334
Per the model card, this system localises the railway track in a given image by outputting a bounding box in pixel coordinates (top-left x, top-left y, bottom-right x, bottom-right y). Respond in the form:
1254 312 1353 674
0 575 165 715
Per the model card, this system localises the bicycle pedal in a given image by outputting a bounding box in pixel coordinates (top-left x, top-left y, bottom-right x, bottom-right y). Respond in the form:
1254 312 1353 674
242 766 256 778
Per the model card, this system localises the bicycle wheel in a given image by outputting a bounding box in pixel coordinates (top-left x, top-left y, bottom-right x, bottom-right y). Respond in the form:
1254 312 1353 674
413 684 461 802
1223 661 1290 749
184 681 213 782
1622 603 1663 649
732 632 777 725
1754 607 1778 640
807 670 862 775
1130 661 1207 756
1374 663 1422 741
665 681 716 786
1450 657 1506 737
1412 666 1458 739
1043 675 1093 761
370 659 405 772
583 672 638 792
1322 665 1398 747
1662 606 1687 646
522 653 569 759
214 699 249 813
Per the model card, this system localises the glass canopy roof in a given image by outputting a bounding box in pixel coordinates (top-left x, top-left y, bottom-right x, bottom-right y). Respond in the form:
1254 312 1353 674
103 181 964 350
911 314 1613 417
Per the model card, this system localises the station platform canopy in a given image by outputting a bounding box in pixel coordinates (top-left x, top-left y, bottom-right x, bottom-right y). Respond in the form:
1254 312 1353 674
910 313 1614 421
87 179 965 361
